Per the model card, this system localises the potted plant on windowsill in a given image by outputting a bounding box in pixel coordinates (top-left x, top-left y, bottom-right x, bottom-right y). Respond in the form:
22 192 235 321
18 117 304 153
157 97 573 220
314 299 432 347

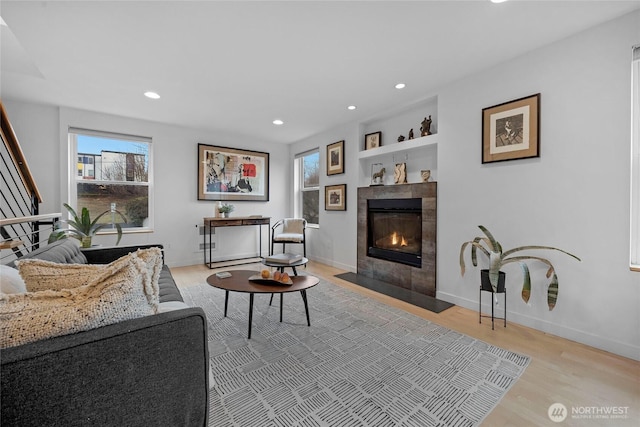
218 203 235 218
49 203 127 248
459 225 580 310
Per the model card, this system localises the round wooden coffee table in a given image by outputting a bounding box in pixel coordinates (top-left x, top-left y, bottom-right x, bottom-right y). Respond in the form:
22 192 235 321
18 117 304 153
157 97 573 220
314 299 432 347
206 270 319 339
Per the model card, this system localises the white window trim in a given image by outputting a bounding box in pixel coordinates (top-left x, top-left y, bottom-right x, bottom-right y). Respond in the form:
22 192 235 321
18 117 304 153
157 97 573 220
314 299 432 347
68 128 154 233
631 45 640 272
295 148 319 227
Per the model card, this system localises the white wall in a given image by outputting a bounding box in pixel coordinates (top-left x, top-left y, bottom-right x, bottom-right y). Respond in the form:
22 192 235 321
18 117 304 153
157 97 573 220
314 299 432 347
3 102 290 267
289 122 359 271
291 10 640 360
439 10 640 360
1 101 61 217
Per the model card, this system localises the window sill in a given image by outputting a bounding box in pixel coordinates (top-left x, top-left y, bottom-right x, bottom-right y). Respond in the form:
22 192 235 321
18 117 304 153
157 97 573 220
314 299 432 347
97 228 154 235
631 265 640 272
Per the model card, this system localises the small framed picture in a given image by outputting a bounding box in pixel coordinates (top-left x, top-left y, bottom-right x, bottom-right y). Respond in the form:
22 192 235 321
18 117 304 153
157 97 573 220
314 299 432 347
325 184 347 211
364 131 381 150
482 93 540 163
326 140 344 175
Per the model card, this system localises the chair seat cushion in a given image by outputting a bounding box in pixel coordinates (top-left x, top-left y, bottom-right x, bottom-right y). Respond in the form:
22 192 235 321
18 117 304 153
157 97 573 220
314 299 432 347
282 219 305 234
273 233 304 243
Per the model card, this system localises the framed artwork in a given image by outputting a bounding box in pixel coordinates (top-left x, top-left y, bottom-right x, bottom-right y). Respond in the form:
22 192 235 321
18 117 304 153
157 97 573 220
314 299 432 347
364 131 381 150
197 143 269 201
482 93 540 163
326 140 344 175
325 184 347 211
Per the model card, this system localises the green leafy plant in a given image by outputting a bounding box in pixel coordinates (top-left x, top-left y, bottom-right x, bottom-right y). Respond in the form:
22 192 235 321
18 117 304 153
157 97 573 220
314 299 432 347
125 198 148 227
459 225 580 310
49 203 127 248
218 203 235 214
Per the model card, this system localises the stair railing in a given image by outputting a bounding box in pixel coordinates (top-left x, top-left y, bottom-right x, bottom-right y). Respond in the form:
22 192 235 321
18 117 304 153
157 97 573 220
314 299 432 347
1 100 60 262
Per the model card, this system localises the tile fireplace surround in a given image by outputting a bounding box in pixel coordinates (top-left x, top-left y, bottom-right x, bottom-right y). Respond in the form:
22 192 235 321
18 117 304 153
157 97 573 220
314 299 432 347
357 182 437 297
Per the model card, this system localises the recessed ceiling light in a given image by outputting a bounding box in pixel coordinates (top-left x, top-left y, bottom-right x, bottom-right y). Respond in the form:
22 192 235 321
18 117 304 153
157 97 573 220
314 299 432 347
395 83 406 89
491 0 509 3
347 105 357 110
273 119 284 125
144 91 160 99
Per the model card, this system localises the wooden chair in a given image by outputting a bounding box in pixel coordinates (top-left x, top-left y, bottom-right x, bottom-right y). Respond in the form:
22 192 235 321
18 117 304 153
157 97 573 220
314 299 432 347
271 218 306 257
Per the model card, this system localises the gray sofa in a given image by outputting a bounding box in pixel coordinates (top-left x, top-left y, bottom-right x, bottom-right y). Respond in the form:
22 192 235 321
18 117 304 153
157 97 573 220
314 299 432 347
1 239 209 427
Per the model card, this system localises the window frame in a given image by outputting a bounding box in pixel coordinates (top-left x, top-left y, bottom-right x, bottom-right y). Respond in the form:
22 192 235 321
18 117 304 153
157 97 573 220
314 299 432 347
294 148 320 227
68 128 154 234
631 45 640 272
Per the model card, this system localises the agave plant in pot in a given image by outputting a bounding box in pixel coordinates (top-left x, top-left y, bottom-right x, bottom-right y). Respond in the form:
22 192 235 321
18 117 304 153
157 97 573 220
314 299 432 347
49 203 128 248
459 225 581 310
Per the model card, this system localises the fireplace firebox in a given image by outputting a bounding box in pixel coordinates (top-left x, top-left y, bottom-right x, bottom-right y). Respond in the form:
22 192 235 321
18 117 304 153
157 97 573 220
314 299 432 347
367 198 422 267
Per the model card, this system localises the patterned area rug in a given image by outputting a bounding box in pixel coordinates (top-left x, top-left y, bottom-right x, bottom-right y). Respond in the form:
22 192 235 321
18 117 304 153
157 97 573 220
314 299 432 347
182 277 530 427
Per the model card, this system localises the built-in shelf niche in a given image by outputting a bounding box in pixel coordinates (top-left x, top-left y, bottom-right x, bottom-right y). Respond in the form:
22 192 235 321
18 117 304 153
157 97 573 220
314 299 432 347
357 133 438 160
358 96 438 187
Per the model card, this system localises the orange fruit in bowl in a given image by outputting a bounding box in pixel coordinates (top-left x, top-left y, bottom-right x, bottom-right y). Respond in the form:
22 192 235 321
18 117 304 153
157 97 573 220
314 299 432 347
280 272 290 282
273 271 282 281
261 269 270 279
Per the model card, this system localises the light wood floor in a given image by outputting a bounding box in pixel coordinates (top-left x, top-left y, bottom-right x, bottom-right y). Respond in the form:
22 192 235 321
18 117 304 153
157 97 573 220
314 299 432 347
171 260 640 427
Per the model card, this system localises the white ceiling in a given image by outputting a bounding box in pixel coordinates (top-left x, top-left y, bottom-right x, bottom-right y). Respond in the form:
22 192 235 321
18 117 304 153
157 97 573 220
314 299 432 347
2 0 639 144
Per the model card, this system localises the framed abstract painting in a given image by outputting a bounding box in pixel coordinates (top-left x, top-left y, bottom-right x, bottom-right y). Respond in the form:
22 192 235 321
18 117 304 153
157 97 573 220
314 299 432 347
198 143 269 201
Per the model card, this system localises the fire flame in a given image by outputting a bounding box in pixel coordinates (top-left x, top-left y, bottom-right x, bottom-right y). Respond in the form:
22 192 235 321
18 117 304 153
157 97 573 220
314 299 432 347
391 232 408 247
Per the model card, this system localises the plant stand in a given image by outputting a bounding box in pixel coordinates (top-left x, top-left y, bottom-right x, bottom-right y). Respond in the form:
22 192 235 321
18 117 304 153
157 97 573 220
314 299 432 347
479 269 506 330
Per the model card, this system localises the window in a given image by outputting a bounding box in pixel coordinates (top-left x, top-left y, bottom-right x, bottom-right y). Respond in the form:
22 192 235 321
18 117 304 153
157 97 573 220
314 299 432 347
294 149 319 225
69 128 152 231
631 45 640 271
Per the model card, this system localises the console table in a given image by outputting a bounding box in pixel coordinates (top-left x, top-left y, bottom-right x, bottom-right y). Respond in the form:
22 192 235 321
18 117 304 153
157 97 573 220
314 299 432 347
203 216 271 268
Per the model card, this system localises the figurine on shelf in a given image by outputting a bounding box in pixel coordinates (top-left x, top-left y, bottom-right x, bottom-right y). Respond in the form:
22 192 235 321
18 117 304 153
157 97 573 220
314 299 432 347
408 129 414 140
421 170 431 182
421 115 432 136
397 135 405 142
394 163 407 184
371 164 385 186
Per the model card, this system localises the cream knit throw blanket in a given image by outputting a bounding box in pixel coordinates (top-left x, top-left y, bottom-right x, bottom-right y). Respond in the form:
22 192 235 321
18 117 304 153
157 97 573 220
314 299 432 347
0 248 161 349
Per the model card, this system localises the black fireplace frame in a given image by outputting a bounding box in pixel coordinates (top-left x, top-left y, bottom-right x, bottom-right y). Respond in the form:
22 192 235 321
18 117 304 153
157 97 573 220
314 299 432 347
367 198 422 267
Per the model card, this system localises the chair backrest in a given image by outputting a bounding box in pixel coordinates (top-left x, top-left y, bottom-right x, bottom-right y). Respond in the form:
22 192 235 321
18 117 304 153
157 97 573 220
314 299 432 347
282 218 305 235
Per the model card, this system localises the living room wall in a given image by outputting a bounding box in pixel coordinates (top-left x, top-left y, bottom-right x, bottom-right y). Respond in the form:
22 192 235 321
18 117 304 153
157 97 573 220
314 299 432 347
290 10 640 360
4 9 638 360
3 101 291 267
438 10 639 361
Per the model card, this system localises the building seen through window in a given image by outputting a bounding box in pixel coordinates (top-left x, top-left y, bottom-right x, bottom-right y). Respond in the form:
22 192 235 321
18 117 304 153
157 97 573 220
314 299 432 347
70 129 152 230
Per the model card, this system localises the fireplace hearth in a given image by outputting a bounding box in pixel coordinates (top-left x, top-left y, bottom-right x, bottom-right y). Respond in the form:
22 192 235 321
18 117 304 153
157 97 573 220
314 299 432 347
357 183 437 297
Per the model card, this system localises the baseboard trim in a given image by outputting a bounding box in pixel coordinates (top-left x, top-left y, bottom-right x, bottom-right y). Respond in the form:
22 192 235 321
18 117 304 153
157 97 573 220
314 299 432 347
437 291 640 361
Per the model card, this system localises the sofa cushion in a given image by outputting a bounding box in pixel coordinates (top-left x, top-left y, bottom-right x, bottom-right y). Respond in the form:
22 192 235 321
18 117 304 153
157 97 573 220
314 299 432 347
8 239 87 267
15 248 163 299
0 253 158 349
158 300 190 312
0 265 27 294
159 265 183 303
